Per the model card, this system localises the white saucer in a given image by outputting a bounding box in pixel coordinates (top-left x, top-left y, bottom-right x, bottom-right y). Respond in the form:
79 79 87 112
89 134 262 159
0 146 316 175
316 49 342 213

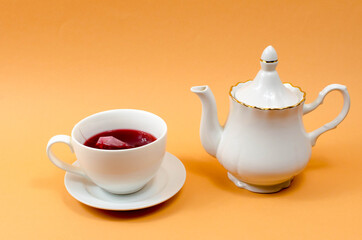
64 152 186 211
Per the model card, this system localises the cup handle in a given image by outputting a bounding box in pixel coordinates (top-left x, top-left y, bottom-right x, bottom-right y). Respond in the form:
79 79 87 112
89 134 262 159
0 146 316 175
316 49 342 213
303 84 350 146
46 135 87 177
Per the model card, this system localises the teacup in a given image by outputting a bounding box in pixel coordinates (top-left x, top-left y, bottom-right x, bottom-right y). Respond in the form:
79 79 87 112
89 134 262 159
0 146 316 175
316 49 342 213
46 109 167 194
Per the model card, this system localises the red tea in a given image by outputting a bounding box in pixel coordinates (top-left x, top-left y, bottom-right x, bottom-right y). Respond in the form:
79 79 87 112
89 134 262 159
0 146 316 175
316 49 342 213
84 129 157 150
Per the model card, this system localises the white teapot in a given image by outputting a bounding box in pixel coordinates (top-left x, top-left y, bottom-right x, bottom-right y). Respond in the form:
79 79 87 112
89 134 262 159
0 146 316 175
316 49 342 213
191 46 350 193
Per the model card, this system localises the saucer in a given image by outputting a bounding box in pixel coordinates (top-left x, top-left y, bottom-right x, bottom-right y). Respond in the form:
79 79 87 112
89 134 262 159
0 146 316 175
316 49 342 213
64 152 186 211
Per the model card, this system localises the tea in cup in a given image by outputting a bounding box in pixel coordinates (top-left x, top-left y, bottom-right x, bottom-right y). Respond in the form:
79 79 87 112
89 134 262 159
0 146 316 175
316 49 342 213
46 109 167 194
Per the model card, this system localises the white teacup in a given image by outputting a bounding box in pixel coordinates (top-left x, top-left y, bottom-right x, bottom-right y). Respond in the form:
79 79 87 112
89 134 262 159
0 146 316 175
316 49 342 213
46 109 167 194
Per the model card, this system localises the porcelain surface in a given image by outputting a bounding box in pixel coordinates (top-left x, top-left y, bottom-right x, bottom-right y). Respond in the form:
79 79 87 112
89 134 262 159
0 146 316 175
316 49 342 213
47 109 167 194
234 46 301 108
64 152 186 210
191 46 350 193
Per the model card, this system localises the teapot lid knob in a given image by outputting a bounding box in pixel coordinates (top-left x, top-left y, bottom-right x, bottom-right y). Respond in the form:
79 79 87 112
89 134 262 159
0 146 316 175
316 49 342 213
260 45 278 63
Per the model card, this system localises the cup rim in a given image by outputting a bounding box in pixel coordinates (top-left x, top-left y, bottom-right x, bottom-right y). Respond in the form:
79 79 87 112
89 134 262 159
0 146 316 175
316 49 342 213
71 109 167 152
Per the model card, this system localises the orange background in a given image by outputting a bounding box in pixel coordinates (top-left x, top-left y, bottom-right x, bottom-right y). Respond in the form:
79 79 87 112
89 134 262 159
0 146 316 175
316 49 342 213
1 0 361 239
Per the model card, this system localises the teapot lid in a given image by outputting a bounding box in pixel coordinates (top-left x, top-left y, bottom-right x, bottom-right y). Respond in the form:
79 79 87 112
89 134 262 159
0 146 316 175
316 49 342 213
233 46 304 109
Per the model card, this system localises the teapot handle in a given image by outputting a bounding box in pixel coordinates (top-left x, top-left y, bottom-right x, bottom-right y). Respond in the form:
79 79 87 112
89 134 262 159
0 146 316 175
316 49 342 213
303 84 350 146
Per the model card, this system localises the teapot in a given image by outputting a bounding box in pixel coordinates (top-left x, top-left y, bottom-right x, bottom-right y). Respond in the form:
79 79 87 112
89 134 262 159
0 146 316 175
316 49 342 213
191 46 350 193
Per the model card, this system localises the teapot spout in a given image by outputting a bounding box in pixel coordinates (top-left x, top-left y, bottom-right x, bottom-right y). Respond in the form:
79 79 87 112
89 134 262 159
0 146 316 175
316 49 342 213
191 86 223 157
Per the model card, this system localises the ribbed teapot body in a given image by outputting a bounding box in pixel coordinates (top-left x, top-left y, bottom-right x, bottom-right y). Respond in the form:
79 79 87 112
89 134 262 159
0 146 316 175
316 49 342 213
216 98 311 186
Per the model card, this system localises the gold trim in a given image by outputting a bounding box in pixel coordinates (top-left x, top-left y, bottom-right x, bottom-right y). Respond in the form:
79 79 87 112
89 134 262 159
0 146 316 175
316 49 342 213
229 80 306 110
260 59 278 63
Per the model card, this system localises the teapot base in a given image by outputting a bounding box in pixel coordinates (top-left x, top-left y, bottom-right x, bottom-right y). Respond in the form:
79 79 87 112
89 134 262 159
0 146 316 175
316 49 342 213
227 172 292 193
